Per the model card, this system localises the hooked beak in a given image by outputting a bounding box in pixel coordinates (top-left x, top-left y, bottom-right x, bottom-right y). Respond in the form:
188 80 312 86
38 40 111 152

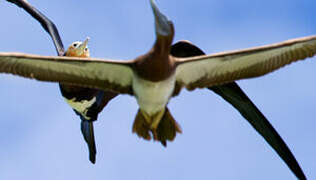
150 0 172 36
75 37 89 55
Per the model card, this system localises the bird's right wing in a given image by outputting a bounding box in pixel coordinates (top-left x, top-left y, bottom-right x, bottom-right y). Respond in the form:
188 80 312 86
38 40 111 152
0 53 134 94
176 36 316 91
171 40 306 180
6 0 65 55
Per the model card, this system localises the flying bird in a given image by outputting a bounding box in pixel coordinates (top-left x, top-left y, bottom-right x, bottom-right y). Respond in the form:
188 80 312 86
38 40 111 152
3 0 314 179
59 38 116 164
5 0 118 163
5 0 281 161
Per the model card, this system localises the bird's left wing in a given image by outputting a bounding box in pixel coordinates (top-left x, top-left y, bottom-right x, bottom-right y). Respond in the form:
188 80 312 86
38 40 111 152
175 36 316 90
6 0 65 56
0 53 134 94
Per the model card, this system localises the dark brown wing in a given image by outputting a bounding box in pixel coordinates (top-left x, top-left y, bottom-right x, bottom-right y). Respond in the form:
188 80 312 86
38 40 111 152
171 40 306 180
176 36 316 91
6 0 65 56
0 53 134 94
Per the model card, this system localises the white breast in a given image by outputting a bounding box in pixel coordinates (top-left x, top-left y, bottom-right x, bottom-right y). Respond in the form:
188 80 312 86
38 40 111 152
132 74 176 116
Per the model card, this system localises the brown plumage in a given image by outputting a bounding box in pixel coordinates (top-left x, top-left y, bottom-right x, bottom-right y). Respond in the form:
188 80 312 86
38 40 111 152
132 107 182 146
1 0 314 179
175 36 316 90
0 2 316 147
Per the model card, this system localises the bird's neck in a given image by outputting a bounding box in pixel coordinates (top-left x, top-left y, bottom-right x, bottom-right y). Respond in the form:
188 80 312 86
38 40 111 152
134 36 175 82
153 35 172 58
65 50 89 58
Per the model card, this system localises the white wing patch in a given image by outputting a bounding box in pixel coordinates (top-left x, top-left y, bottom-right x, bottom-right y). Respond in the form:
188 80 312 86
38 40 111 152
65 97 96 120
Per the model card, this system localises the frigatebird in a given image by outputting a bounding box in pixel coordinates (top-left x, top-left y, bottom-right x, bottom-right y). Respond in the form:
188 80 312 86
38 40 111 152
5 0 117 163
3 0 313 179
4 0 287 164
58 38 116 164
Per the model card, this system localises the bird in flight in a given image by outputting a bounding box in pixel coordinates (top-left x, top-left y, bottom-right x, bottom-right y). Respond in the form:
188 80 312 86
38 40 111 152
59 38 116 164
6 0 117 164
4 0 314 179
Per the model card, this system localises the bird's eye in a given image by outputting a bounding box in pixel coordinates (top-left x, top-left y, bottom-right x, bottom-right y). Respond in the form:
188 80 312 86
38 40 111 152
84 48 88 51
73 43 78 47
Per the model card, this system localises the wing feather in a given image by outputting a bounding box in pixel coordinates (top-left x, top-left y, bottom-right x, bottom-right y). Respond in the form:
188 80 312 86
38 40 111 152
0 53 134 94
175 36 316 90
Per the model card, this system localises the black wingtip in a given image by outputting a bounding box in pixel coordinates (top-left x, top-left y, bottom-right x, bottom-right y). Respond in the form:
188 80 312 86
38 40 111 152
210 83 307 180
171 41 306 180
161 141 167 147
6 0 23 7
81 119 97 164
89 153 96 164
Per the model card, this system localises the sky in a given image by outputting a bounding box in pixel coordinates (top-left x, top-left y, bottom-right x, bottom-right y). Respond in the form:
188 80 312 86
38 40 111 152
0 0 315 179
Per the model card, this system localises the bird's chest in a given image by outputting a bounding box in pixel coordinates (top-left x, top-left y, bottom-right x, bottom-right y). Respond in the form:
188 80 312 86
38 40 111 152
134 54 175 82
132 74 175 115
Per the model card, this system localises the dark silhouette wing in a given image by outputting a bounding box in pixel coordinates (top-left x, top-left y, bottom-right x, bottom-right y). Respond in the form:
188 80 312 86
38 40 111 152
171 40 306 180
6 0 65 55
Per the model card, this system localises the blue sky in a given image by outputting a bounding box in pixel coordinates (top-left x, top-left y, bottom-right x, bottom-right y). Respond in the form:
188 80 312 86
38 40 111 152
0 0 316 179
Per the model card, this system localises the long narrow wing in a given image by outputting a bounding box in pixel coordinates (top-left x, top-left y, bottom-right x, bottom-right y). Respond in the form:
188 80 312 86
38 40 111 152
8 0 121 114
175 36 316 90
6 0 65 55
171 40 306 180
210 83 307 180
0 53 134 94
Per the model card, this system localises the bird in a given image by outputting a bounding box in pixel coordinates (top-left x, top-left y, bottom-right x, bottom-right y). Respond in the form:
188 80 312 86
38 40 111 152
5 0 118 163
59 38 116 164
60 39 98 164
4 0 281 162
3 0 314 179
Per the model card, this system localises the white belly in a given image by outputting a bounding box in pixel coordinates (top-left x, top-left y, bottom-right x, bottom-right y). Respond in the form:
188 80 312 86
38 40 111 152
132 74 175 116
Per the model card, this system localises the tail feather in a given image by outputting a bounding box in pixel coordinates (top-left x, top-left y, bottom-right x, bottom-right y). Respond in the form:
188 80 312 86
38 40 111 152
132 108 181 146
132 109 151 140
81 119 97 164
156 108 182 146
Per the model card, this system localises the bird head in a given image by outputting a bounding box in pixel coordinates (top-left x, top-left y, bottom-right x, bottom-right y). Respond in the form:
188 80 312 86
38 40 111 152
150 0 174 40
65 37 90 57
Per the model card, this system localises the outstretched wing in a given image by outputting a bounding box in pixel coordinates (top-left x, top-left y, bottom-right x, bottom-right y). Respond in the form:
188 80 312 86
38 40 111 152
0 53 134 94
7 0 121 113
171 40 306 180
175 36 316 90
6 0 65 55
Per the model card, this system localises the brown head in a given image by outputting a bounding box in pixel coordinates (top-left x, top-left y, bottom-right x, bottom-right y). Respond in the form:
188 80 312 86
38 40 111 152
150 0 174 55
65 38 90 57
